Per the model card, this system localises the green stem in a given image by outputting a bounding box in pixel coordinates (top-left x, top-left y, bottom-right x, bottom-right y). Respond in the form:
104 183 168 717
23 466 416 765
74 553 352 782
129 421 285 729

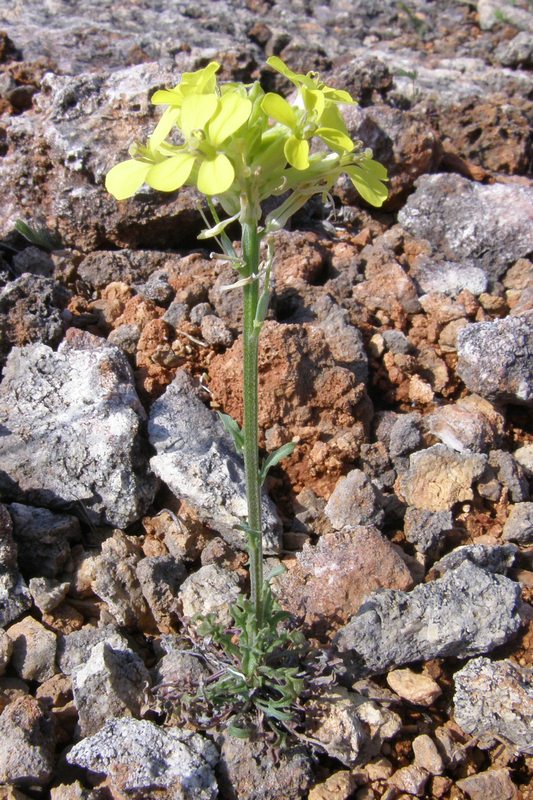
241 217 264 628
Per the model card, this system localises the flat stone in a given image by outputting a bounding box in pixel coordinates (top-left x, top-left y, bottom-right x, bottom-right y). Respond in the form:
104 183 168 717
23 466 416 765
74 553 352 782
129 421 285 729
274 527 413 638
457 768 518 800
453 657 533 754
7 616 57 682
72 641 151 736
398 174 533 282
502 502 533 544
457 313 533 407
67 717 219 800
325 470 384 530
386 669 442 707
0 695 55 786
149 369 282 553
412 734 445 775
335 561 523 677
0 330 156 528
178 563 241 627
400 444 487 512
426 403 497 453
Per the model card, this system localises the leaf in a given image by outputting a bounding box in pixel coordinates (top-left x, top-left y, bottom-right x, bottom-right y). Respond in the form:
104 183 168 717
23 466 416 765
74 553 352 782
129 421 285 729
284 136 309 170
316 126 354 153
345 161 389 207
208 92 252 146
197 152 235 195
197 211 240 240
260 441 296 485
218 412 244 454
105 159 152 200
146 152 196 192
261 92 297 129
228 720 252 739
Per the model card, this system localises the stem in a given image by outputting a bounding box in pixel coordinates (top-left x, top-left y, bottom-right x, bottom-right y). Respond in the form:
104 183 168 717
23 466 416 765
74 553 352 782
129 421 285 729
241 217 264 628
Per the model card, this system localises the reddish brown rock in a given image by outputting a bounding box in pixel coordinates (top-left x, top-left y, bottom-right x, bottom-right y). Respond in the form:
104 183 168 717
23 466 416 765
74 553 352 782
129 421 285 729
271 229 329 289
209 321 372 496
0 695 55 786
274 527 413 638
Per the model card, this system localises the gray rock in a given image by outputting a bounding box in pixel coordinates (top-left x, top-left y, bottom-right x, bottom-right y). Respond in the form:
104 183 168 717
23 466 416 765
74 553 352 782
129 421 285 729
67 717 218 800
489 449 530 502
92 531 151 628
431 544 518 578
398 175 533 282
200 315 234 348
403 508 454 557
502 502 533 544
78 250 170 290
313 300 368 383
149 369 282 552
136 555 186 628
153 649 208 696
388 764 430 796
325 470 384 530
0 273 65 367
389 413 423 459
410 257 488 298
107 323 141 357
0 629 13 676
29 577 71 613
218 732 313 800
412 734 445 775
178 563 241 628
189 302 214 325
7 616 57 682
335 561 523 677
8 503 80 578
57 624 130 675
72 641 151 736
454 657 533 755
381 329 412 355
478 0 533 33
135 268 174 306
0 695 55 786
0 505 32 627
495 31 533 68
12 246 54 278
0 330 156 528
163 300 189 329
457 313 533 407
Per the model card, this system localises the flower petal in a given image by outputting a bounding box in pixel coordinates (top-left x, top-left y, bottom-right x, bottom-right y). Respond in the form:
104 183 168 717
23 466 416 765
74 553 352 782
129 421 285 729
208 92 252 146
180 93 219 138
150 107 181 150
180 62 220 94
302 87 325 119
151 89 182 106
261 93 297 130
323 86 355 104
316 127 354 153
345 162 389 207
105 159 152 200
146 152 196 192
197 153 235 195
284 136 309 170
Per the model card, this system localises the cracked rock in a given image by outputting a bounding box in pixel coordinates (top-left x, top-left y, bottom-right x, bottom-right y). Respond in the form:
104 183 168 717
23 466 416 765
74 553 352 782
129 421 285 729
0 695 55 786
57 624 130 676
178 563 241 628
149 369 282 552
0 330 156 528
335 561 523 677
67 717 219 800
453 657 533 754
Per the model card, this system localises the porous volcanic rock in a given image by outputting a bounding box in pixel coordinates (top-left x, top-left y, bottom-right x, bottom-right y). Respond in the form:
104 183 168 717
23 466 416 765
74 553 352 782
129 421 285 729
0 329 156 528
335 561 523 677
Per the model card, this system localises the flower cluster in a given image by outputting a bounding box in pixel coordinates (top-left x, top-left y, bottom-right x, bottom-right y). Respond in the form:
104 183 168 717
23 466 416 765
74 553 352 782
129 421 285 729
106 57 388 225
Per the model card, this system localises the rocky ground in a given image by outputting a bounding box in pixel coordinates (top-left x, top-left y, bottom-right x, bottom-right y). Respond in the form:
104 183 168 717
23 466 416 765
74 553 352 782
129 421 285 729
0 0 532 798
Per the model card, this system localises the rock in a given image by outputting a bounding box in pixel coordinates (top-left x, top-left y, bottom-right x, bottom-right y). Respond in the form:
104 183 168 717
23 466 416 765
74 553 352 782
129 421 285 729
495 31 533 68
274 527 413 638
335 561 523 677
0 330 156 528
0 695 55 786
353 258 421 315
8 503 80 578
50 783 91 800
386 669 442 707
91 530 152 629
0 274 65 367
107 322 141 357
457 768 518 800
425 402 498 453
403 508 454 557
57 624 130 675
0 505 32 627
72 641 151 736
489 449 530 502
28 576 70 613
325 470 384 529
0 630 12 676
514 443 533 477
457 313 533 407
309 686 402 767
67 717 218 800
400 444 487 512
307 771 360 800
136 555 186 629
7 616 57 682
398 175 533 282
208 321 372 497
433 723 469 770
478 0 533 32
179 563 240 628
313 299 368 384
149 368 282 552
410 257 488 298
502 502 533 544
11 246 54 278
218 731 313 800
388 765 429 796
388 413 423 459
453 657 533 754
200 314 233 348
412 734 445 775
152 648 208 697
431 544 518 578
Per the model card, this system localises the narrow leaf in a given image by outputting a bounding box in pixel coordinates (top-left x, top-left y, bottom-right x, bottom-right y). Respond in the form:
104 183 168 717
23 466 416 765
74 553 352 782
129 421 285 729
260 441 296 485
218 412 244 454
